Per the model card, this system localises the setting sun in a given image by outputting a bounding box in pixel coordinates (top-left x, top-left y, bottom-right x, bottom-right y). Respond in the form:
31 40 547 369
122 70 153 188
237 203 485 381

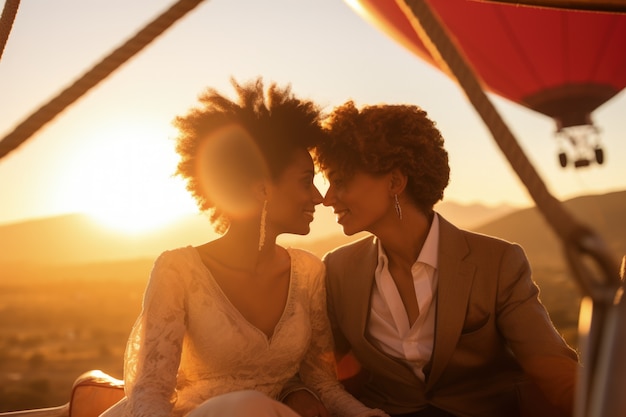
58 122 198 234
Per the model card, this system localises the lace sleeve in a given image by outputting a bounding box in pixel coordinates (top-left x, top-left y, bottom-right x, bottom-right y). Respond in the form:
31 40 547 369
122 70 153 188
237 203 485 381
123 252 187 417
299 260 388 417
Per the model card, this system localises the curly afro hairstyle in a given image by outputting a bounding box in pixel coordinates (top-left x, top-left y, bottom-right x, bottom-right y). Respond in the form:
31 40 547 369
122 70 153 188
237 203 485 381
174 77 325 233
315 101 450 214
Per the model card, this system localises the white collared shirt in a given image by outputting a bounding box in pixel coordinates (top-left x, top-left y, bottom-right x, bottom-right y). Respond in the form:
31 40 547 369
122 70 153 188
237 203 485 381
367 214 439 381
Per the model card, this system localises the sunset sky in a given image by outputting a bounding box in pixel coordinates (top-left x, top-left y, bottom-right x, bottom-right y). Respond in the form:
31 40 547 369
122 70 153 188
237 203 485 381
1 0 625 233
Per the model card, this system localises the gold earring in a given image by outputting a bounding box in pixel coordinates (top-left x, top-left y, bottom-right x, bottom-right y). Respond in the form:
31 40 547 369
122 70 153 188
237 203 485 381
394 194 402 220
258 200 267 251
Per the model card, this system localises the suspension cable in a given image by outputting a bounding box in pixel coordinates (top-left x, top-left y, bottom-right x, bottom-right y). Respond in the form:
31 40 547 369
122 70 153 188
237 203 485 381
0 0 206 160
0 0 20 61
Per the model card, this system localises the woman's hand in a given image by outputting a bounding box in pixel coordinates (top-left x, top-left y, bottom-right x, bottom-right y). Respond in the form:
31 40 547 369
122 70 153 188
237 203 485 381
283 389 331 417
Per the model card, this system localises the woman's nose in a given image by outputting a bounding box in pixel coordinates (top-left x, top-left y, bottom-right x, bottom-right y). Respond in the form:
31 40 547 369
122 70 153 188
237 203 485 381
322 187 334 207
312 186 323 205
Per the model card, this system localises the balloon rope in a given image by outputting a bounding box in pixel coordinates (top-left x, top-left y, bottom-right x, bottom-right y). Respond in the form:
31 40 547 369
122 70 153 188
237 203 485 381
399 0 620 296
0 0 206 160
0 0 20 61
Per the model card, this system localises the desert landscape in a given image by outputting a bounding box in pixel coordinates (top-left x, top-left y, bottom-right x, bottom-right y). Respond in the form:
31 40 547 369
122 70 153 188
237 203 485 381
0 190 624 411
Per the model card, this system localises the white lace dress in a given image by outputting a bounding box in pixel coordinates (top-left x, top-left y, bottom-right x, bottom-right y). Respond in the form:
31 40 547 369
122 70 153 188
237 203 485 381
100 246 383 417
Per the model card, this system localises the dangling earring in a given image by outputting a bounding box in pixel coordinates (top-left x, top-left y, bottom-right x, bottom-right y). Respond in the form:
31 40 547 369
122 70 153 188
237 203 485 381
258 200 267 251
394 194 403 220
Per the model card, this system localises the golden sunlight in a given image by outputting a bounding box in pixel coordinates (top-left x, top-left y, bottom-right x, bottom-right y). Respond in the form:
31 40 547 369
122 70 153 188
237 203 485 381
61 123 197 234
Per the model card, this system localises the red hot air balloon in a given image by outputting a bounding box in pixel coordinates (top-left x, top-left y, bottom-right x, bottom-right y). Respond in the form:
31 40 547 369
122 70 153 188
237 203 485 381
346 0 626 168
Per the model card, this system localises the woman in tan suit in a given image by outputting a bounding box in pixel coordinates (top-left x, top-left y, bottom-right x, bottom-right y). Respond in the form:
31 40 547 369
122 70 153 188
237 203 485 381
302 101 579 417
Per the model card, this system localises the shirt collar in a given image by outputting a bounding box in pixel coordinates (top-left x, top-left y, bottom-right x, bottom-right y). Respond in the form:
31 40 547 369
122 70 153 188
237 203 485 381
418 213 439 270
376 213 440 270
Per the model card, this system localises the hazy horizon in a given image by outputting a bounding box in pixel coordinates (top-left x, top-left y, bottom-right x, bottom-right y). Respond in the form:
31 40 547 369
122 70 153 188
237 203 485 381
2 189 623 268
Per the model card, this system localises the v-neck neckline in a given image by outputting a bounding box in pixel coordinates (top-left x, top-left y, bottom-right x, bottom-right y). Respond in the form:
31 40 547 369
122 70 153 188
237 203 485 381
190 246 295 344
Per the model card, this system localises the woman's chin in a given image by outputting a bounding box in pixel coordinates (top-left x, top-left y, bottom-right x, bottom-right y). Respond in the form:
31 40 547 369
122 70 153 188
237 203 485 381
338 223 356 236
289 225 311 236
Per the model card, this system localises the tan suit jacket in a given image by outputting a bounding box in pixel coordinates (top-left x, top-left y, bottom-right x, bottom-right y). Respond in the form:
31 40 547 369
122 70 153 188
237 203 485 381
324 215 579 417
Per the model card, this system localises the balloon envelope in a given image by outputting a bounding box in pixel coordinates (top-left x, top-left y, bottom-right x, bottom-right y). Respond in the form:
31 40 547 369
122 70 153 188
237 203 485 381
349 0 626 129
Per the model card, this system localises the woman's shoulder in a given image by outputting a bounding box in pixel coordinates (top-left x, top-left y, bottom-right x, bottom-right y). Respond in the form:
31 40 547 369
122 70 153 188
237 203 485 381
154 245 197 264
149 246 204 280
286 247 324 275
141 247 202 296
286 247 322 264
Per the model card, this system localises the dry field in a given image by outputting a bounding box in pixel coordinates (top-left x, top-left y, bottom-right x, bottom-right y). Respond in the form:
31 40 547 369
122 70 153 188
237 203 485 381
0 261 150 411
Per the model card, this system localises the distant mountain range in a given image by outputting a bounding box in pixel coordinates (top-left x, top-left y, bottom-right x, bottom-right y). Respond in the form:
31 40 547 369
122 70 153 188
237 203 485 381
474 190 626 271
0 191 624 271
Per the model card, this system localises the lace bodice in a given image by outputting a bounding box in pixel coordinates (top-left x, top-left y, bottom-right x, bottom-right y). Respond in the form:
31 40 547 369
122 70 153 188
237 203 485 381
112 246 382 417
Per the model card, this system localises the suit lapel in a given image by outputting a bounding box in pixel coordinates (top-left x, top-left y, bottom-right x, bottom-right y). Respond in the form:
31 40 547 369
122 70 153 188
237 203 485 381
426 216 476 389
348 236 423 383
349 237 378 334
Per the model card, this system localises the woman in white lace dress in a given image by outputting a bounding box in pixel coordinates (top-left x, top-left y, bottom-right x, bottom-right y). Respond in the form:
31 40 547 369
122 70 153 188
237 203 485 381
100 79 387 417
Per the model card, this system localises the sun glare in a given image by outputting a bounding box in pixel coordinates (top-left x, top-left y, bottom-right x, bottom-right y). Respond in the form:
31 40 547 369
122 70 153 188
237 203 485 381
62 123 197 234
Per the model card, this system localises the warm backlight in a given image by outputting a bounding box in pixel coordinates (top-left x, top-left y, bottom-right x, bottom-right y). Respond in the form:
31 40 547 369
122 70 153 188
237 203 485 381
64 123 197 234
